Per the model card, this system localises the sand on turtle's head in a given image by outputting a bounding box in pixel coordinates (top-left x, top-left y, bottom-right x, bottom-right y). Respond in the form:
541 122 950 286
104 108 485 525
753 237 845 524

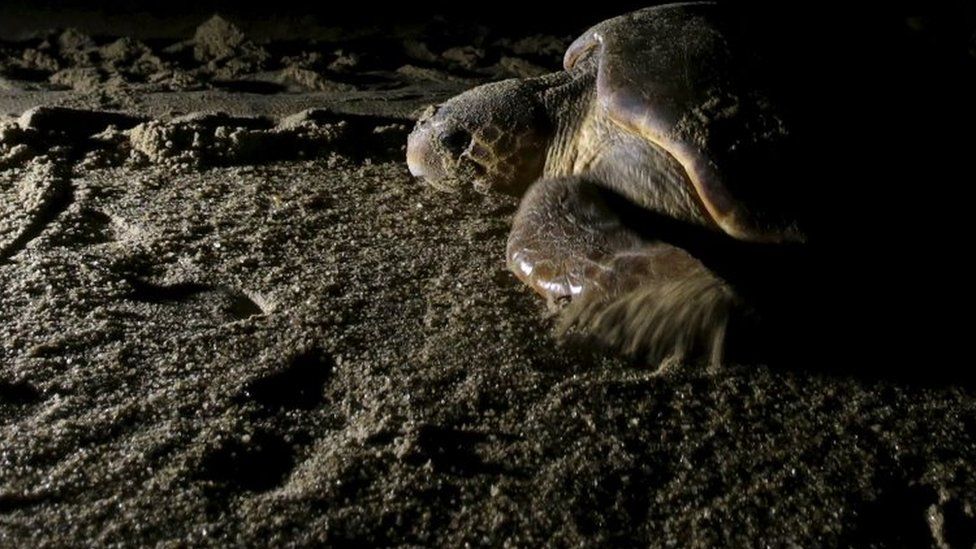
406 78 551 195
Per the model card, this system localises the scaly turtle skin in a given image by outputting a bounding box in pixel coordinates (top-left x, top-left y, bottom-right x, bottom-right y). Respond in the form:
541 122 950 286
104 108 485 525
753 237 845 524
406 3 809 363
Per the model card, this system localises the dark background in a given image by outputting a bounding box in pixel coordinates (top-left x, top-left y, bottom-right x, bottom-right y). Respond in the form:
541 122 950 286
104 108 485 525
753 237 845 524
1 1 974 37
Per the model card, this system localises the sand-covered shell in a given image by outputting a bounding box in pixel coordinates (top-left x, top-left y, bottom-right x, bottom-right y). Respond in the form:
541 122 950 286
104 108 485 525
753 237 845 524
565 3 804 242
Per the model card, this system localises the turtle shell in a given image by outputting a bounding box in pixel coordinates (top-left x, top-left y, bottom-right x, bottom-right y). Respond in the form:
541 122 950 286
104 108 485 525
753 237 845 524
565 3 806 242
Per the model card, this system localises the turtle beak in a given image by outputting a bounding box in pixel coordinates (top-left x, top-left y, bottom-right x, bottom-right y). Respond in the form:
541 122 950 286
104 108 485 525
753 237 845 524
406 123 435 179
406 105 446 182
407 120 444 180
406 105 475 190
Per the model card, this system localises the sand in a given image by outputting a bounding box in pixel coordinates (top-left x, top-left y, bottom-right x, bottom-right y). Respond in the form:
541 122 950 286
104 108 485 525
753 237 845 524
2 12 976 547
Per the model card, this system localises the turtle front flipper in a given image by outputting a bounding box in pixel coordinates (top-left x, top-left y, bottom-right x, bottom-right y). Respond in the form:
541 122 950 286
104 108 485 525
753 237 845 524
508 176 737 364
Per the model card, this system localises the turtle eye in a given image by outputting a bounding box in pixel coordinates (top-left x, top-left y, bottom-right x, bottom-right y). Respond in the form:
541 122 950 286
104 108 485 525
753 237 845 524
439 127 471 156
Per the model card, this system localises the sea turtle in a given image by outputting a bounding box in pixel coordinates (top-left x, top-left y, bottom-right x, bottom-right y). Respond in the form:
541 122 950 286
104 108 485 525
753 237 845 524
406 3 814 363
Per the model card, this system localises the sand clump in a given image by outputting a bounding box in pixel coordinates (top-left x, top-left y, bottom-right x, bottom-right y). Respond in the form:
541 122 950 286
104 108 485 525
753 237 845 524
189 15 271 77
0 106 409 174
123 113 342 169
0 15 570 99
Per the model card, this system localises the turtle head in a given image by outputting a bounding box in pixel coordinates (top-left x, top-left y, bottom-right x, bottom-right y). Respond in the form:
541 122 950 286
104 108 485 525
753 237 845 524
407 79 550 195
